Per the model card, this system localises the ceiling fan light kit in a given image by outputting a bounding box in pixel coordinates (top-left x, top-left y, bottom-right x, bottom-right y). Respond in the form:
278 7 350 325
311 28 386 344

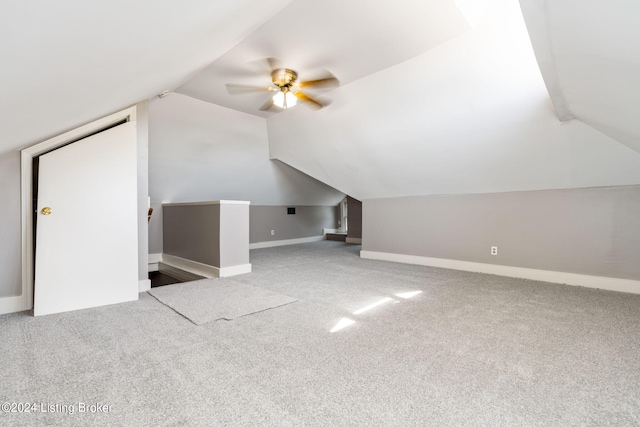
272 91 297 109
226 58 339 112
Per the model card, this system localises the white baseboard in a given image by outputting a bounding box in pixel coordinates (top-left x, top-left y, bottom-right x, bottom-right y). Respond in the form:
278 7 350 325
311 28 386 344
0 295 27 315
346 237 362 244
138 279 151 293
148 253 162 272
250 235 325 249
323 228 339 234
162 254 219 278
219 263 252 277
161 253 251 278
360 250 640 294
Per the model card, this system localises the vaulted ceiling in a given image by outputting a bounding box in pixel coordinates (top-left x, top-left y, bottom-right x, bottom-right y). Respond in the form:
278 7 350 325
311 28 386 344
265 0 640 200
2 0 639 202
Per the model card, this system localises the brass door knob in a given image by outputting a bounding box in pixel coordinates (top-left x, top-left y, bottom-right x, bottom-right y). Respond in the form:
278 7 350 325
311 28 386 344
41 207 52 215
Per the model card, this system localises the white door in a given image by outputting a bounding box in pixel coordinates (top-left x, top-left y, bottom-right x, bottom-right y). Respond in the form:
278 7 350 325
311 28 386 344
34 122 139 316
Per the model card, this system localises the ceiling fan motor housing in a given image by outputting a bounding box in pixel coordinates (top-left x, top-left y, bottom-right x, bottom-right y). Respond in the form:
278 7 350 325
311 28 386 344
272 69 298 89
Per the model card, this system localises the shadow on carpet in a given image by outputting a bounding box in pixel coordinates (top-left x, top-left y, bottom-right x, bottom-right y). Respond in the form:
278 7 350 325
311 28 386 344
148 278 297 325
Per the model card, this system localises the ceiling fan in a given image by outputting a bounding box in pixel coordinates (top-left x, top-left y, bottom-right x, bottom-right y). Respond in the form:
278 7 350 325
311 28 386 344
225 58 339 112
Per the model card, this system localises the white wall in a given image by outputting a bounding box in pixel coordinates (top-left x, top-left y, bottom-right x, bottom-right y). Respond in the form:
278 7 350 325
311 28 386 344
267 0 640 200
149 92 344 206
136 101 149 281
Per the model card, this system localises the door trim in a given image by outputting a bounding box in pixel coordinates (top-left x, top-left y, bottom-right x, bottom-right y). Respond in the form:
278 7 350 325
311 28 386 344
18 107 137 313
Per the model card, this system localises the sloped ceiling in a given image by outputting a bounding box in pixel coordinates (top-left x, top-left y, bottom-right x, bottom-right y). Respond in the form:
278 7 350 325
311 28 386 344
2 0 638 203
519 0 640 152
264 0 640 200
0 0 293 154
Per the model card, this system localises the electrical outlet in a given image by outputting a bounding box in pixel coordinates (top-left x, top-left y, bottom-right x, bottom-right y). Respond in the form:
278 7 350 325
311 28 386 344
491 246 498 256
271 230 275 236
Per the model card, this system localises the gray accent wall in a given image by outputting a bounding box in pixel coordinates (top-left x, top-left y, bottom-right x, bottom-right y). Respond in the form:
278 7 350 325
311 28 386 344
363 185 640 280
347 196 362 239
163 202 250 268
163 204 221 266
148 202 163 254
0 151 22 297
250 206 338 244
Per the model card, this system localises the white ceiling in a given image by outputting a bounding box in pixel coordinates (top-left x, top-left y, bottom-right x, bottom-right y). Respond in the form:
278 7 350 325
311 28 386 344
266 0 640 199
176 0 470 117
520 0 640 153
0 0 292 154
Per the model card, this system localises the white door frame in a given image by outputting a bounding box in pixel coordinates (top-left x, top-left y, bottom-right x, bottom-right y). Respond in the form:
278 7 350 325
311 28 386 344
18 107 137 313
340 197 348 233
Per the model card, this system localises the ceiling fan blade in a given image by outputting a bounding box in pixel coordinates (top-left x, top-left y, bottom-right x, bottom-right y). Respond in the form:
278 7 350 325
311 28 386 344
250 57 284 77
294 91 325 110
298 76 340 89
259 97 276 111
225 83 277 94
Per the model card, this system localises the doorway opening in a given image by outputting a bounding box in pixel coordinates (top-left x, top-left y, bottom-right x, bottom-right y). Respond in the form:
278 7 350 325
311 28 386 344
326 196 349 242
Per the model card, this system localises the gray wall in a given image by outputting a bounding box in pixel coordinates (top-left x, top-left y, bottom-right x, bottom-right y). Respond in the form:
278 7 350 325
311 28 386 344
220 204 250 267
347 196 362 239
363 185 640 280
250 205 338 243
163 204 220 266
0 151 22 297
148 202 163 254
